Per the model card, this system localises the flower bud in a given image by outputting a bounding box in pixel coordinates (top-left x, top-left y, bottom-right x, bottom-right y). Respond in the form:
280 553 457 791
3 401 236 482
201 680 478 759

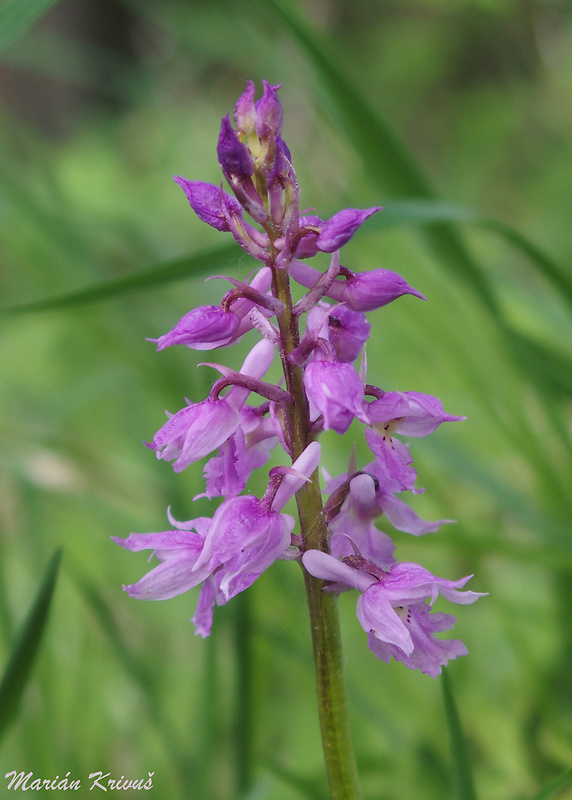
254 80 283 140
340 269 426 311
234 81 256 135
316 206 382 252
150 305 241 351
174 178 243 232
217 115 254 181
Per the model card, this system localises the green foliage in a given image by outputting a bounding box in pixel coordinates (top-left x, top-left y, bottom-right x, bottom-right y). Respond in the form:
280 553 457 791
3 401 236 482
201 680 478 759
1 0 572 798
0 550 61 743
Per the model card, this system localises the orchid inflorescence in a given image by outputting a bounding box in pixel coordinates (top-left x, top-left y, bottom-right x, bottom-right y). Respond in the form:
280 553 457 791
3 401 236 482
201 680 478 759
114 81 484 679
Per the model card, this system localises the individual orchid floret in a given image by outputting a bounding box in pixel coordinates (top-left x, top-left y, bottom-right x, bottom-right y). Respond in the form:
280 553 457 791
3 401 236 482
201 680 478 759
114 445 320 633
302 550 484 677
282 207 381 260
319 304 371 363
254 80 283 142
316 207 383 252
364 391 464 491
335 267 426 311
200 407 278 500
325 470 451 567
288 261 425 311
148 397 240 473
217 114 254 182
174 178 243 232
149 305 241 351
113 492 295 637
234 80 256 136
303 355 367 434
112 516 212 601
366 391 466 436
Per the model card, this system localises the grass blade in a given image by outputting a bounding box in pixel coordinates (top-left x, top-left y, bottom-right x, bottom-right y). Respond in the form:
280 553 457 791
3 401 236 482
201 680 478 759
262 0 499 314
264 0 572 402
0 243 239 315
0 0 62 54
441 669 478 800
0 549 62 743
529 767 572 800
373 201 572 314
69 565 194 785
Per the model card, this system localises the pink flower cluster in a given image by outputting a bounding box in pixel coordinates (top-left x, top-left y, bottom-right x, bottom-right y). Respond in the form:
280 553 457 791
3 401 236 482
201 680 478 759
114 81 484 676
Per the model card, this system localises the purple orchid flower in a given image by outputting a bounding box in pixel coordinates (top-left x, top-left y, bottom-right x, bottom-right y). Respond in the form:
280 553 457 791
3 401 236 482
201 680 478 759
174 178 243 232
148 338 276 473
364 391 465 490
304 302 371 364
302 550 484 677
325 471 452 567
114 444 322 636
147 397 240 473
289 261 425 310
199 408 278 500
288 207 382 259
149 304 241 351
303 358 367 434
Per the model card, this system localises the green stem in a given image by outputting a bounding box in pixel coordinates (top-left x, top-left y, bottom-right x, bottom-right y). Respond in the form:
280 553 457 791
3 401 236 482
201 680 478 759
303 570 362 800
269 253 362 799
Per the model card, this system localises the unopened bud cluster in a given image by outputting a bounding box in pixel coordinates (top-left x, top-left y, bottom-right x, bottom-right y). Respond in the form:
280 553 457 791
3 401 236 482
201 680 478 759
114 81 483 677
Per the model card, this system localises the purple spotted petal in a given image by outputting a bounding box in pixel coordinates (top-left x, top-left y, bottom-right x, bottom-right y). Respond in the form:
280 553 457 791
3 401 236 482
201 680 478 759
367 392 465 436
366 604 468 678
357 584 413 653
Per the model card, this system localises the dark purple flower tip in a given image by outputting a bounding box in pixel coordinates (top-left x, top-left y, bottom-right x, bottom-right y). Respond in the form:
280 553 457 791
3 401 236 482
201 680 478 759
174 178 242 232
316 206 383 252
254 80 283 140
152 305 241 351
234 81 256 134
341 268 426 312
217 115 254 180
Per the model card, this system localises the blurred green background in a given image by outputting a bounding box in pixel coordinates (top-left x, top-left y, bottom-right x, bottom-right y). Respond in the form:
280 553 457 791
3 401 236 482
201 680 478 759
1 0 572 798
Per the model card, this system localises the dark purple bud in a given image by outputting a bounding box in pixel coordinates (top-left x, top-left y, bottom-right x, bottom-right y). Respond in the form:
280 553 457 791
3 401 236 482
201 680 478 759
328 306 371 362
174 178 242 232
150 305 241 351
234 81 256 135
254 80 283 140
340 269 426 312
316 207 382 252
217 115 254 180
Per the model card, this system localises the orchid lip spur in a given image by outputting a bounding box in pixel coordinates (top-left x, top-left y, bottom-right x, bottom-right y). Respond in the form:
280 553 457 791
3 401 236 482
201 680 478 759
115 79 483 798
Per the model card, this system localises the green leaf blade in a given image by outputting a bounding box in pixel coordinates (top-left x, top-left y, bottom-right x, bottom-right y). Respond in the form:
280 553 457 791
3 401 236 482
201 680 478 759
0 549 62 743
441 670 479 800
0 243 240 315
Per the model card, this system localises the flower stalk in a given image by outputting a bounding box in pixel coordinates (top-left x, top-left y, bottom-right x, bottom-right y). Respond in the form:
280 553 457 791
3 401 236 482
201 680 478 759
114 80 484 799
